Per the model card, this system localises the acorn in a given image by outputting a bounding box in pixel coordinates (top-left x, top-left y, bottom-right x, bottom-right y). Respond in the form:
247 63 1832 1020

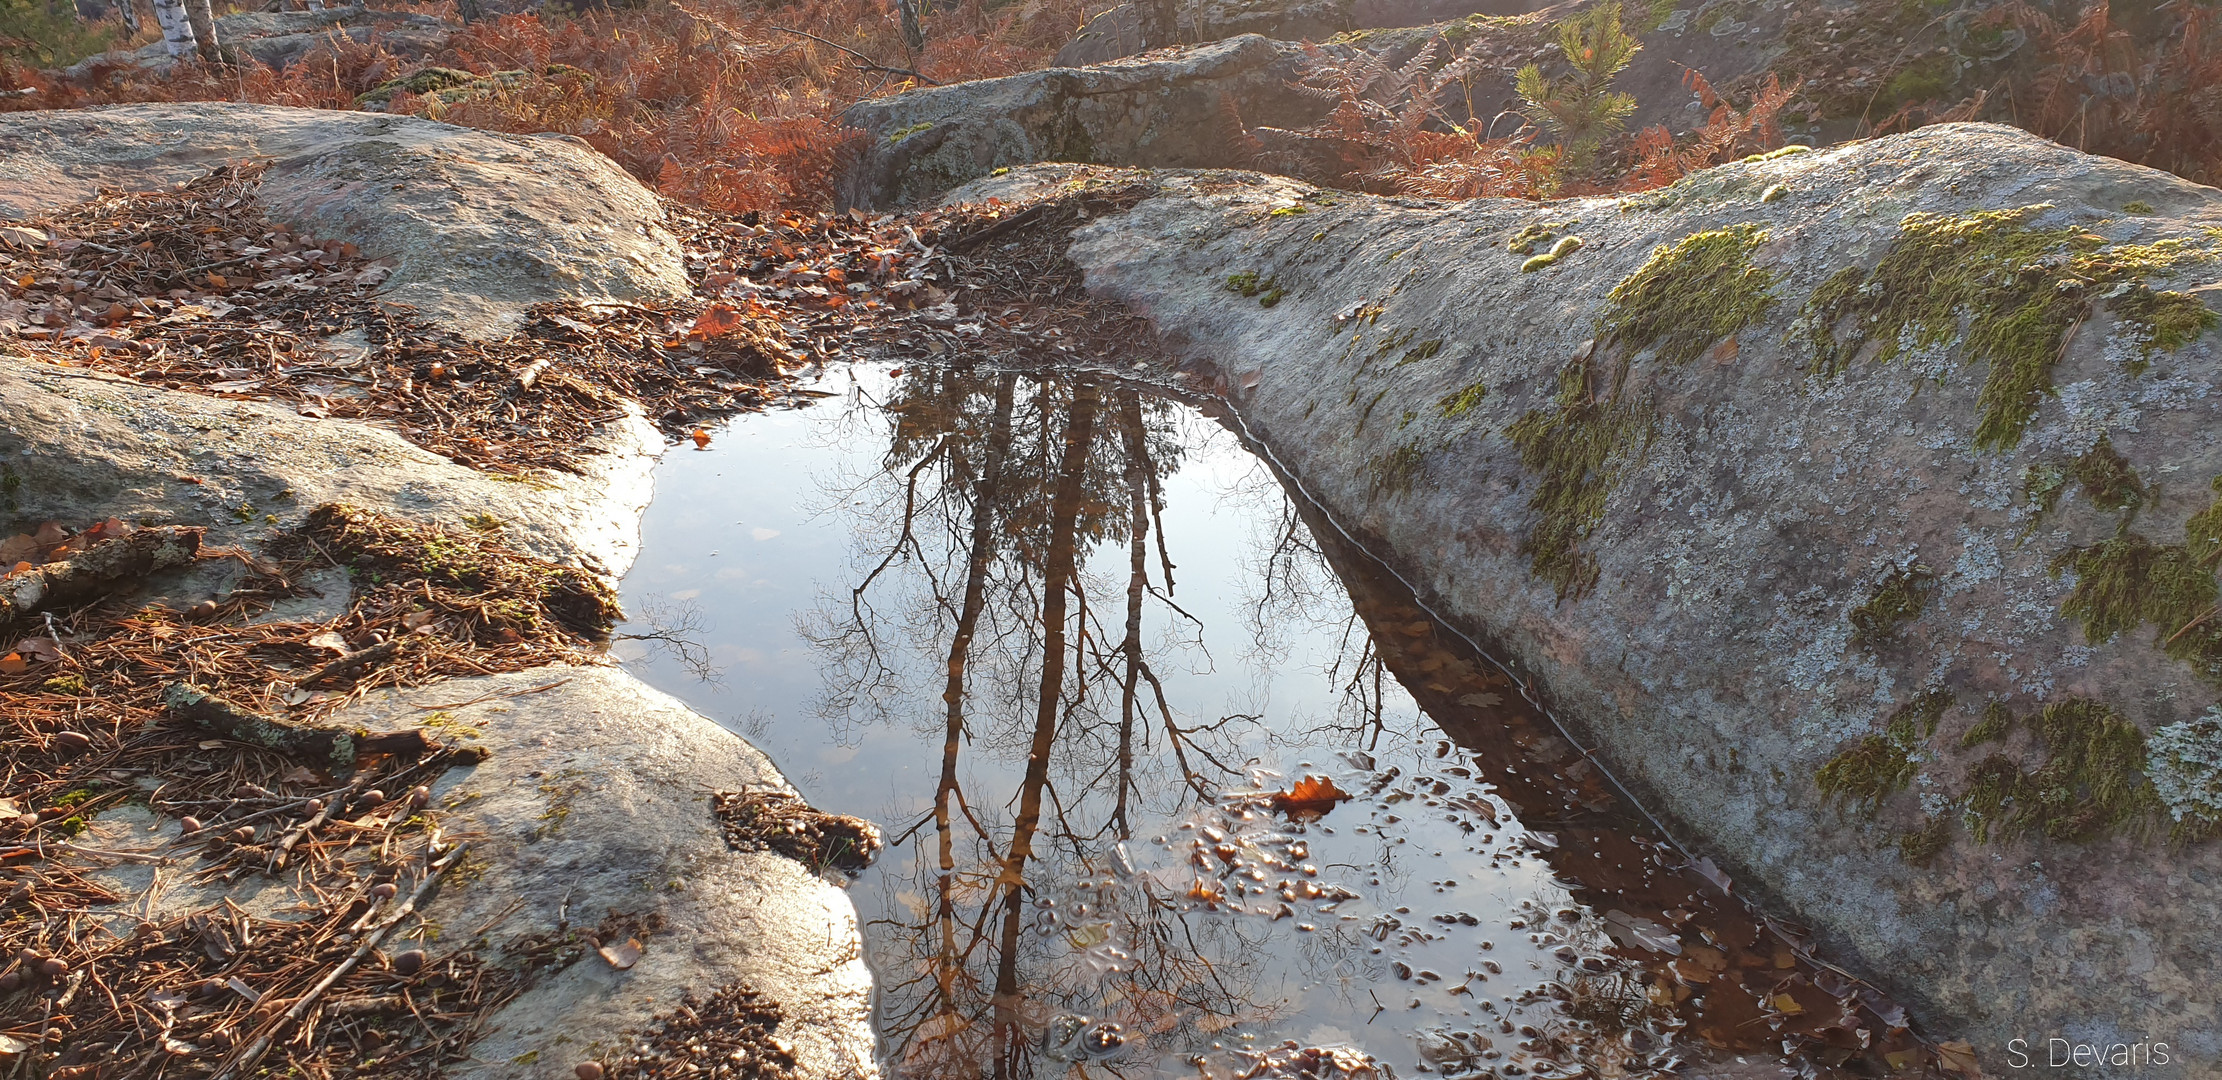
405 786 431 809
231 826 257 844
304 799 325 814
36 957 65 980
575 1063 606 1080
178 816 204 834
52 731 92 756
0 971 21 992
390 949 426 976
194 978 227 999
370 882 399 900
187 599 219 621
357 789 387 809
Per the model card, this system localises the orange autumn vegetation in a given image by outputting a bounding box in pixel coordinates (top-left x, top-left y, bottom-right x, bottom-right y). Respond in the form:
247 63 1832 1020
0 0 1090 213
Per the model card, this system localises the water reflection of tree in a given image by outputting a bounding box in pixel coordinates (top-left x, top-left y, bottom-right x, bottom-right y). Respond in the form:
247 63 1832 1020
802 369 1281 1079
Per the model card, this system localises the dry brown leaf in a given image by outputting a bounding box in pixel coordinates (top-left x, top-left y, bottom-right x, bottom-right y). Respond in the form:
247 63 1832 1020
13 637 62 663
683 302 744 341
596 937 644 970
1938 1040 1982 1077
1268 775 1352 820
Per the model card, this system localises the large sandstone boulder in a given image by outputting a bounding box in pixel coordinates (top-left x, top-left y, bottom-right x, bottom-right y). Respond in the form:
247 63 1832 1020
342 666 879 1080
979 123 2222 1068
837 35 1334 211
0 364 659 573
0 104 689 334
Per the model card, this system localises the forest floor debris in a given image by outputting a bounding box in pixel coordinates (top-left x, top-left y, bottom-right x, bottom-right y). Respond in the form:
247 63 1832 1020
0 161 1169 1077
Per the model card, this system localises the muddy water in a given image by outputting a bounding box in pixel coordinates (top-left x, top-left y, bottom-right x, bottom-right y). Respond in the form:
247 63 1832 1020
613 364 1921 1079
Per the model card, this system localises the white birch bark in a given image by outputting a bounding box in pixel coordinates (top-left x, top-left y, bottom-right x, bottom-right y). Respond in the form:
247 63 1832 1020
150 0 197 59
183 0 220 63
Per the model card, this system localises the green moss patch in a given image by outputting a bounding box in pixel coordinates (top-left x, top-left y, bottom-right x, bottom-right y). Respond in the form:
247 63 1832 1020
2109 286 2218 372
1816 690 1951 811
1225 270 1286 307
1800 206 2216 449
2070 436 2146 513
1898 815 1951 865
1437 381 1489 418
1961 699 2162 844
1961 699 2014 749
1505 353 1650 600
1599 223 1777 367
1370 443 1431 496
1848 563 1936 647
2052 484 2222 683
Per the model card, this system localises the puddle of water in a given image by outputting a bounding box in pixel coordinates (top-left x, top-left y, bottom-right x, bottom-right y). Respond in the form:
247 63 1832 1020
613 364 1919 1079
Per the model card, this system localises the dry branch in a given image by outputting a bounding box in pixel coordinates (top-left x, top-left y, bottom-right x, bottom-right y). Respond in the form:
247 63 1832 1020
163 682 435 766
0 527 204 623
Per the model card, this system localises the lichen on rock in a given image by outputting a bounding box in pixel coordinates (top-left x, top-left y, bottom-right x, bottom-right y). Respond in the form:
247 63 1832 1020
2149 707 2222 843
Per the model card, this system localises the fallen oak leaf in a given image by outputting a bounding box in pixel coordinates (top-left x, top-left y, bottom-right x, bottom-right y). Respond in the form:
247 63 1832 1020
683 302 745 341
1268 775 1352 820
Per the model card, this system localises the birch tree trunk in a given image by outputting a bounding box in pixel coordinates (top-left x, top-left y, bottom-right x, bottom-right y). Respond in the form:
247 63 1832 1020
150 0 198 58
183 0 219 63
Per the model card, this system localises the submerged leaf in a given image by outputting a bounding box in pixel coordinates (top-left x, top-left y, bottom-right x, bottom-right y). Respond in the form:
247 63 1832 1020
1269 775 1352 820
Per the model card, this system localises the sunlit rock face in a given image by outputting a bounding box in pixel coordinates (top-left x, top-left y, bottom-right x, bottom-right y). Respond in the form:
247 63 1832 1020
968 123 2222 1067
836 36 1336 212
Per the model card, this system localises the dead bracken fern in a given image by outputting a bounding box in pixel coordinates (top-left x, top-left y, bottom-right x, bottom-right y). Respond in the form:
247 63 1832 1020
2000 0 2222 186
1623 69 1799 190
1 0 1091 213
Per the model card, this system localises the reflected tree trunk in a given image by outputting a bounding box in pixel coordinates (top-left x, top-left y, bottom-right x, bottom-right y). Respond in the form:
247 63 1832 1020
1112 389 1151 839
930 373 1018 1011
991 380 1099 1078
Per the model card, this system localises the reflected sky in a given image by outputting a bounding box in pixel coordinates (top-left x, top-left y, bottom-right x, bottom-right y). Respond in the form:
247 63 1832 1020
612 363 1925 1080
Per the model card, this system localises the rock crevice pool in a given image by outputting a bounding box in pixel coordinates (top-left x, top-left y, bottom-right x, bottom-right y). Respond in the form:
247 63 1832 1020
613 363 1926 1079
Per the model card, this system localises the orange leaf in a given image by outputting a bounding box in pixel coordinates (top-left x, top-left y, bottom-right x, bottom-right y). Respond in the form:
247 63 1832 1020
690 428 711 448
206 273 227 289
0 653 25 675
1268 775 1352 820
684 303 744 341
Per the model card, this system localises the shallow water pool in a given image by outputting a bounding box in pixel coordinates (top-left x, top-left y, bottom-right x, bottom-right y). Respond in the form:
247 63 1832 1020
612 363 1915 1079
